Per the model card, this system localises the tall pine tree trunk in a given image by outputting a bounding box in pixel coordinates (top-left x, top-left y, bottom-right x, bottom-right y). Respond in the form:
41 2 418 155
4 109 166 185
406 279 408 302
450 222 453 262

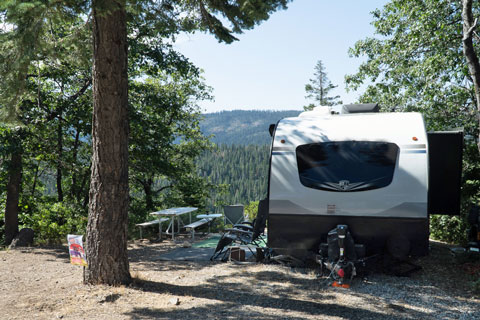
5 148 22 245
462 0 480 154
85 0 131 285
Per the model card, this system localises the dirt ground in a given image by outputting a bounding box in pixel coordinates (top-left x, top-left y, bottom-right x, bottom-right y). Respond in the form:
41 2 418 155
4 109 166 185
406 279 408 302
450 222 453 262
1 236 479 320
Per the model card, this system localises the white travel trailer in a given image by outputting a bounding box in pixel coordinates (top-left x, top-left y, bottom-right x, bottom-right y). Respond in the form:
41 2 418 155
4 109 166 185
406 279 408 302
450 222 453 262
266 104 463 259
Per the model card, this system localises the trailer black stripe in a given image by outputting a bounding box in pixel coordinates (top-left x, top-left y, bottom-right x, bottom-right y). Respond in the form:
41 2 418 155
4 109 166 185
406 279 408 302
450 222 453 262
267 213 429 259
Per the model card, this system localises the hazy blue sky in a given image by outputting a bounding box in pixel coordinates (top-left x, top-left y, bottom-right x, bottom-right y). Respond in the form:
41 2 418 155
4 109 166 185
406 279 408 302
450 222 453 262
174 0 388 113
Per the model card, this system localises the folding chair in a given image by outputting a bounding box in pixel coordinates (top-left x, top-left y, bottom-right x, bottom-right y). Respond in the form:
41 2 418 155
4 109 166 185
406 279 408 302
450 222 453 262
224 205 245 225
211 200 268 261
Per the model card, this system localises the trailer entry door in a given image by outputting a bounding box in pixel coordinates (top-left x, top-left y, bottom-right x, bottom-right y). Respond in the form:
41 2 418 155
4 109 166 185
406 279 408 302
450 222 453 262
427 131 463 215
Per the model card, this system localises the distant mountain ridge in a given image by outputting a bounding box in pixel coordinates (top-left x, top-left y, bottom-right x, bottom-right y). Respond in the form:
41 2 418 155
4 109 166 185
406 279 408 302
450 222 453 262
200 110 301 145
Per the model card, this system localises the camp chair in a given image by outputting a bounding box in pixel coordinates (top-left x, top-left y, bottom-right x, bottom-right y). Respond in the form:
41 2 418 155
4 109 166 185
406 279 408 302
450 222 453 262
210 227 259 261
211 200 268 261
224 205 245 225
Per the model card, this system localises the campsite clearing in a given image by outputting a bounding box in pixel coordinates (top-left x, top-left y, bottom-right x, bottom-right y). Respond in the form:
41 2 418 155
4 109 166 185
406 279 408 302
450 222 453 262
0 237 479 319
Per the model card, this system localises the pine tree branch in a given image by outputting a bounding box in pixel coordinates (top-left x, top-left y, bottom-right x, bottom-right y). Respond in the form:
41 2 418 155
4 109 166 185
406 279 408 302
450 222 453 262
67 78 92 101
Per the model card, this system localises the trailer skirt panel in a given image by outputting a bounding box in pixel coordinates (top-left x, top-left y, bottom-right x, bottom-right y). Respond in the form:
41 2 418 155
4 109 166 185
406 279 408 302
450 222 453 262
268 214 429 259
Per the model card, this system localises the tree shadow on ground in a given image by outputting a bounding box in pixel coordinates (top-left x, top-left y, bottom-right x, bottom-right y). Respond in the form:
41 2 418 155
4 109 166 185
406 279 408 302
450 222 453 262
126 270 426 320
128 236 222 273
132 260 216 273
28 245 71 262
125 304 297 320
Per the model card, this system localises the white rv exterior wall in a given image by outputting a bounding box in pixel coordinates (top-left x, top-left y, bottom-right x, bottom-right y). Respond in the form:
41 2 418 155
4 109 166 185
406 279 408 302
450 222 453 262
269 112 428 218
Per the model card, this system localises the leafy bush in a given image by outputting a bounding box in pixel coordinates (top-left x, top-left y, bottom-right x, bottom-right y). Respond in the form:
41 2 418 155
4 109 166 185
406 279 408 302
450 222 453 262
472 278 480 295
128 198 151 225
244 201 259 222
128 198 154 239
19 201 88 243
430 214 469 245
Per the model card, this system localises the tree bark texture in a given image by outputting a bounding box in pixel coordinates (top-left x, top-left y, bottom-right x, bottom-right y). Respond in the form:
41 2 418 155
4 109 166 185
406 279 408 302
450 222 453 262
139 177 155 211
5 149 22 245
86 0 131 285
462 0 480 153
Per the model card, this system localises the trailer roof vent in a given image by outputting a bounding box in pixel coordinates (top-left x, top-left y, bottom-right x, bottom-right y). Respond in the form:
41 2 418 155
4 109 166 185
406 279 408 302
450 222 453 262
341 103 379 114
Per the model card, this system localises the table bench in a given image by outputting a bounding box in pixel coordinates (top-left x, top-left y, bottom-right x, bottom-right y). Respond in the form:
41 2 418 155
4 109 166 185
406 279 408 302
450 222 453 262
184 219 211 241
136 218 169 239
185 214 222 240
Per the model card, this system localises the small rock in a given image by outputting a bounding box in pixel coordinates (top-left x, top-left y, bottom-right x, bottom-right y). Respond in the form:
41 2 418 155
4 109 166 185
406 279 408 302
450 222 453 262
98 293 121 303
169 297 180 305
182 241 191 248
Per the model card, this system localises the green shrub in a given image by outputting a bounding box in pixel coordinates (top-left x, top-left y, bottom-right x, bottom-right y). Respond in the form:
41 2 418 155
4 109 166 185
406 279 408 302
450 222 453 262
472 278 480 295
430 214 469 245
128 198 166 239
244 200 259 222
19 201 88 242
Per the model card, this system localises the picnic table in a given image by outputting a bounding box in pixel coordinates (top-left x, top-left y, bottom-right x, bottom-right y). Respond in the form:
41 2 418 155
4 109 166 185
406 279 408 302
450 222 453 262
150 207 198 240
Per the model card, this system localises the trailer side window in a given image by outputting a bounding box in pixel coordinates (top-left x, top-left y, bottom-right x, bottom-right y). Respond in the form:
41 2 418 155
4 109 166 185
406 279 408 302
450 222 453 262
296 141 399 192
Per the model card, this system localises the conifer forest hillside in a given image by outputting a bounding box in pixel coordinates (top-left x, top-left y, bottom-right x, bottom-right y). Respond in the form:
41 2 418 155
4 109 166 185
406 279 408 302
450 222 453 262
200 110 300 145
197 110 300 210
